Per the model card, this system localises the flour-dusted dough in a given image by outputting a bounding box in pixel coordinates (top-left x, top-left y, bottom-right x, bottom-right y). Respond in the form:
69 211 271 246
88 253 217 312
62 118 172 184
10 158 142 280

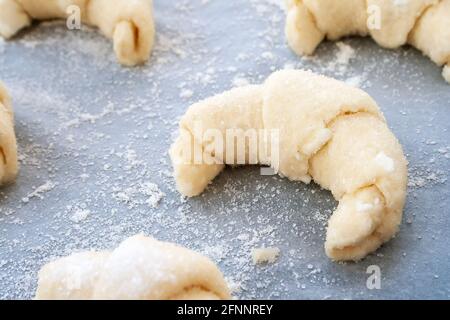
0 82 18 186
169 70 408 261
285 0 450 83
0 0 155 66
35 234 231 300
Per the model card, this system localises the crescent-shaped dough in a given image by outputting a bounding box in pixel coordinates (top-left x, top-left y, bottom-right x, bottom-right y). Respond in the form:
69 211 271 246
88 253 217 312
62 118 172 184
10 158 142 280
35 234 231 300
0 82 18 186
285 0 450 83
0 0 155 66
169 70 408 261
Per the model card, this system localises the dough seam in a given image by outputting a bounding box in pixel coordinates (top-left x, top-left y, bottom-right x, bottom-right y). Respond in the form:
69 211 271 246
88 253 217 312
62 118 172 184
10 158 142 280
181 125 216 163
406 1 442 44
309 111 397 203
10 0 28 20
304 109 384 173
0 146 7 164
301 0 323 36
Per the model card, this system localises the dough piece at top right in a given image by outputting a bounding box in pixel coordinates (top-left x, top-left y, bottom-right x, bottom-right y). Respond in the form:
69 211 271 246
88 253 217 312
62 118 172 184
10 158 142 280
285 0 450 83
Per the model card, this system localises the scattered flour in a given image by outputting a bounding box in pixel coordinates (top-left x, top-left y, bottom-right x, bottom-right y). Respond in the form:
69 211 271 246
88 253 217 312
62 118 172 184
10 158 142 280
70 209 91 223
140 183 165 208
22 181 56 202
180 89 194 99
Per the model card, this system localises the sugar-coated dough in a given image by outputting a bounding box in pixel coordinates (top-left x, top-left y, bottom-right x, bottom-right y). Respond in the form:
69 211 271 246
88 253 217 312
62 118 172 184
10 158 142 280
0 0 155 66
0 82 18 186
35 235 231 300
285 0 450 83
169 70 408 261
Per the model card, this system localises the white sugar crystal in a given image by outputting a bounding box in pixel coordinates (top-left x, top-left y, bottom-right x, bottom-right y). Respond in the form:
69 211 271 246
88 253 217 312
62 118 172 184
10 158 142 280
356 202 374 213
375 152 395 172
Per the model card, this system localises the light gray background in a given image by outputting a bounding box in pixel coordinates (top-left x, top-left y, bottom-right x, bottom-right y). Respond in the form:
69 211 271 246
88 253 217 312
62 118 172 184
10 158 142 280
0 0 449 300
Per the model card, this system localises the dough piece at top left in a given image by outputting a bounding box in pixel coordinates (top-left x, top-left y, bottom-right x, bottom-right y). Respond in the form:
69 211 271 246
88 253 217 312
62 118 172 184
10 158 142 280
0 0 156 66
0 82 18 186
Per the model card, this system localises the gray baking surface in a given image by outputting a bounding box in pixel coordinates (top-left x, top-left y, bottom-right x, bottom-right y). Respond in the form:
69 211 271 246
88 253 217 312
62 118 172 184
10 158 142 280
0 0 449 300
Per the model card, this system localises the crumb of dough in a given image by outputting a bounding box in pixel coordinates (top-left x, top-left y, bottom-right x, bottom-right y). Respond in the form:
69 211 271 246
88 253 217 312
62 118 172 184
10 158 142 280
251 247 280 265
335 42 355 66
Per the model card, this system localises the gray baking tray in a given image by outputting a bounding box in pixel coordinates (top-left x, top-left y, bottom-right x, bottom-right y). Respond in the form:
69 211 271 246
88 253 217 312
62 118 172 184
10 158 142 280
0 0 449 299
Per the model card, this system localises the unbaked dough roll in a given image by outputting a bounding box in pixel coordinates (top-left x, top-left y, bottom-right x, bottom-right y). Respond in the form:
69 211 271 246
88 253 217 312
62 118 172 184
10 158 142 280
35 235 231 300
285 0 450 83
0 82 18 186
170 70 408 261
0 0 155 66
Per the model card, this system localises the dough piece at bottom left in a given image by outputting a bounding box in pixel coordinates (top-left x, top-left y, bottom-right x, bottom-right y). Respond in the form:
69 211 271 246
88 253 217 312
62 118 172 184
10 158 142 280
0 81 18 186
35 234 231 300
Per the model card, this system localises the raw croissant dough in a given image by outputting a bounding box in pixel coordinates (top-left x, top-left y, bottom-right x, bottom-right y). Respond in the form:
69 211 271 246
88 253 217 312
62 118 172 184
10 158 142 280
35 234 231 300
169 70 408 261
0 82 18 186
285 0 450 83
0 0 155 66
